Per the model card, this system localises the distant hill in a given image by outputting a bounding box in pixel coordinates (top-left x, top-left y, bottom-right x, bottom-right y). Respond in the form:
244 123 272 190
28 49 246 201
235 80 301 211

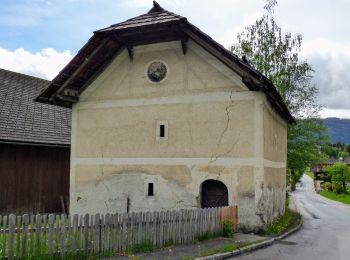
323 118 350 144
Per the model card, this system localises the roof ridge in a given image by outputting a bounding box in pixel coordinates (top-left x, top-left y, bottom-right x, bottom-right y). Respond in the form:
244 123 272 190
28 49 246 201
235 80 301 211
95 1 184 33
148 1 164 13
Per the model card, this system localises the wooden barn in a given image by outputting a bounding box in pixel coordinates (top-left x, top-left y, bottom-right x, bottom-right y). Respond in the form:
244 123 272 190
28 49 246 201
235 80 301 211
0 68 71 214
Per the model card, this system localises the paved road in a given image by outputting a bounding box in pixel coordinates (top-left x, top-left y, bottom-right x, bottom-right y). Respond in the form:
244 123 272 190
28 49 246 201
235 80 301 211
232 175 350 260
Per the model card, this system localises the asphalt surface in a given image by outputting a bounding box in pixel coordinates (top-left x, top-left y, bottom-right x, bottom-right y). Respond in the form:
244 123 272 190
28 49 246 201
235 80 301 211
232 175 350 260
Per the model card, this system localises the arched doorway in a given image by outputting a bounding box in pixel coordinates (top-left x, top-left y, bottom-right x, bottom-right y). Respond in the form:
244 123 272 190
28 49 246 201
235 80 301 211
201 180 228 208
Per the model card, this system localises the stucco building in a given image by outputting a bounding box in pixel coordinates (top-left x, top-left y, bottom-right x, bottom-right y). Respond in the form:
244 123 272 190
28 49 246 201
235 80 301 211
37 2 294 230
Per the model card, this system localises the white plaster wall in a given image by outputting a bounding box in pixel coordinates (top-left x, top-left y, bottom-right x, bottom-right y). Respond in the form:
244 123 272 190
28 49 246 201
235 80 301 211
69 40 288 231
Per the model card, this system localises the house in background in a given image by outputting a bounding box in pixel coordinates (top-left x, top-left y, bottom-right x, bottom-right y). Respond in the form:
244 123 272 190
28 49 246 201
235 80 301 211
312 158 350 192
0 68 71 214
37 1 294 231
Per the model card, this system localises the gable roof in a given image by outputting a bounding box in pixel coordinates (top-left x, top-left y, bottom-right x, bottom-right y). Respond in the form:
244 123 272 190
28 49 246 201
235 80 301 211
36 1 294 124
0 68 71 146
97 2 185 32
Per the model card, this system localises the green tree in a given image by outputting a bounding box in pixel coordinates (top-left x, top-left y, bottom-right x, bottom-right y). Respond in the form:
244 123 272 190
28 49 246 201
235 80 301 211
230 0 319 117
287 119 329 189
230 0 330 189
345 144 350 155
338 151 349 159
325 163 350 193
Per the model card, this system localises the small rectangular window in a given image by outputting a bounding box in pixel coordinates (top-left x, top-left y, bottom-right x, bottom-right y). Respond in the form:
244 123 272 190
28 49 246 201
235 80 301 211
156 120 168 141
148 183 154 196
160 124 165 138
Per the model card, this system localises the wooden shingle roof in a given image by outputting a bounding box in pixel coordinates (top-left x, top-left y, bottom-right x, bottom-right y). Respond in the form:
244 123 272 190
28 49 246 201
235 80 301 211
36 1 294 124
0 68 71 146
96 2 185 32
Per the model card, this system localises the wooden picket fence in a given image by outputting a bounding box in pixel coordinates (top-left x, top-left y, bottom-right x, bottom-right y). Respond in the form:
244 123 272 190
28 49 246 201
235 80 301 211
0 206 237 259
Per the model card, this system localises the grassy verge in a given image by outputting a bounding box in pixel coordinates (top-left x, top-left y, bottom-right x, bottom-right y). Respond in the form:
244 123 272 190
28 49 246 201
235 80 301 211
259 194 301 237
304 169 314 180
199 239 265 257
262 208 301 236
320 190 350 204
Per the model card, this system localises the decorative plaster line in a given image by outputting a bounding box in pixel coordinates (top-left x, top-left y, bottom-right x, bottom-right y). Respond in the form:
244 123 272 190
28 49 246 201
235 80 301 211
72 157 258 167
263 159 286 169
76 91 257 110
72 157 285 169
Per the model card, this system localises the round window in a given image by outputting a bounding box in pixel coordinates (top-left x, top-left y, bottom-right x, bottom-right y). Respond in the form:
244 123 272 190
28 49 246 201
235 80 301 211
147 61 167 82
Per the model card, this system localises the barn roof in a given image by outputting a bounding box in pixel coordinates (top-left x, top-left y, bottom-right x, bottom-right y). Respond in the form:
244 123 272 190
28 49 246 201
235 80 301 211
36 1 294 124
0 68 71 146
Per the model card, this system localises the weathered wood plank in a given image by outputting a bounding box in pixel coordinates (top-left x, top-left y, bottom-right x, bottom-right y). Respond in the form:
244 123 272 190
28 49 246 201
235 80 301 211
22 214 29 257
16 216 21 257
2 216 7 258
79 215 84 253
8 214 15 259
60 214 66 257
159 211 164 247
94 214 100 253
100 214 105 253
53 215 59 254
72 214 78 254
35 214 42 256
137 212 142 246
89 214 94 253
121 213 127 252
84 214 89 252
48 214 55 256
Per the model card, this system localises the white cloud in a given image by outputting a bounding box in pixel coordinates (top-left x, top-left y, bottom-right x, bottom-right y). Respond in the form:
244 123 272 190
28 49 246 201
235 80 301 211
0 47 73 80
218 12 262 49
320 108 350 119
301 39 350 117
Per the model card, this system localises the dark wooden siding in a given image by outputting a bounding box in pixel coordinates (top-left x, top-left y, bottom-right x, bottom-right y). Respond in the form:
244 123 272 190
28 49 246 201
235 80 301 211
0 143 70 214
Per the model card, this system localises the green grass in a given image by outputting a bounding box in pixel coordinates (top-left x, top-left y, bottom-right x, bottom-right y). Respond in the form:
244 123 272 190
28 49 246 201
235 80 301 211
200 244 238 257
264 208 293 235
199 239 265 257
0 230 114 259
127 242 155 254
320 190 350 204
304 169 314 180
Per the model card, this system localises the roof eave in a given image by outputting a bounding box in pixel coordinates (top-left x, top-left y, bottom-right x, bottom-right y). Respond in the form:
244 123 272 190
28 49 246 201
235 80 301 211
181 21 295 124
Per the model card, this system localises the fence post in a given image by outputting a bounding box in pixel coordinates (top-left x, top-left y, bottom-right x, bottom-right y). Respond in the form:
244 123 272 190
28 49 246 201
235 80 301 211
22 214 29 257
84 214 89 253
121 213 127 252
60 214 66 257
94 214 100 253
8 214 15 259
72 214 78 255
48 214 54 256
2 216 7 259
35 214 42 256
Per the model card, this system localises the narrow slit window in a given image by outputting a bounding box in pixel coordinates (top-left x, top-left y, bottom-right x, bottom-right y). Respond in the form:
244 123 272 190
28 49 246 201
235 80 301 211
148 183 154 196
156 120 168 140
160 124 165 138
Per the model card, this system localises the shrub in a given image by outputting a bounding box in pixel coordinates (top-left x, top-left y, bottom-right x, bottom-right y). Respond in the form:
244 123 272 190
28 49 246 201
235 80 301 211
325 163 350 194
222 219 235 238
333 182 345 194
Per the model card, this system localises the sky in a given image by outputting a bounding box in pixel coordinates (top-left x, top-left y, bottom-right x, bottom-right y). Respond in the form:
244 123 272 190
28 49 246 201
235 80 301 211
0 0 349 118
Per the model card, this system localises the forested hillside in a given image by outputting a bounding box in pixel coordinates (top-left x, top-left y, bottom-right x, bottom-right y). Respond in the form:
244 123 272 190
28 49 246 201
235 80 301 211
324 118 350 144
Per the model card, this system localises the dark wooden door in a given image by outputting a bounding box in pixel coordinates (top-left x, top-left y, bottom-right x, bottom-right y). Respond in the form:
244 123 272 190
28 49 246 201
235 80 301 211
201 180 228 208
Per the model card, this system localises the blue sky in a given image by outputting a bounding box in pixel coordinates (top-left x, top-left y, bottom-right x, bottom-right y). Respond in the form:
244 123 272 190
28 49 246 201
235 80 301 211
0 0 350 118
0 0 143 53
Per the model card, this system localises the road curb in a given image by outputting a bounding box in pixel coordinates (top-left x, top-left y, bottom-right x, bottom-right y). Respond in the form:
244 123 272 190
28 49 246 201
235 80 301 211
196 207 303 260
